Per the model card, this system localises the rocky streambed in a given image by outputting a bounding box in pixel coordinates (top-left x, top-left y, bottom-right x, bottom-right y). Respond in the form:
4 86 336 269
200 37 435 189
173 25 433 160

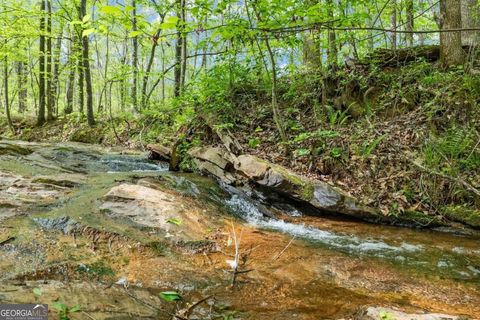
0 140 479 319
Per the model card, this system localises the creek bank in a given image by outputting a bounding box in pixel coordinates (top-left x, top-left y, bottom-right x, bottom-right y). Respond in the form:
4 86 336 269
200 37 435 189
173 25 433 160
187 146 468 229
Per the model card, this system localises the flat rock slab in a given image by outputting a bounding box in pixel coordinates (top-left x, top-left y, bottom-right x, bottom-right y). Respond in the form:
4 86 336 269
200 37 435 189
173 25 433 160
101 184 212 241
361 307 459 320
0 171 80 221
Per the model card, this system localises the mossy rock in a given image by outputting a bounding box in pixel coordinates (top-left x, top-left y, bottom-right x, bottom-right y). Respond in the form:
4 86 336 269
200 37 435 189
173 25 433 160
69 127 105 144
0 143 33 156
390 210 445 228
443 206 480 228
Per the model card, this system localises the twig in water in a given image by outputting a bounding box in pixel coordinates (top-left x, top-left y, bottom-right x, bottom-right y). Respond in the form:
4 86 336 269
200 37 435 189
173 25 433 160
271 236 296 261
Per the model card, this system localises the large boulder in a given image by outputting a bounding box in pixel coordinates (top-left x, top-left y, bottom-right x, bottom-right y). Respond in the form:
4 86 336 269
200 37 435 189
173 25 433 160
234 155 378 220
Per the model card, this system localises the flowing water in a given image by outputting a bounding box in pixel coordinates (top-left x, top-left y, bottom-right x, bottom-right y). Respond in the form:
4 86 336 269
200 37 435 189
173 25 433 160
0 140 479 320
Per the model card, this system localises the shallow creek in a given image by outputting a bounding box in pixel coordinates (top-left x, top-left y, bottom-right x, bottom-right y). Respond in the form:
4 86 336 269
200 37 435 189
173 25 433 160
0 140 479 320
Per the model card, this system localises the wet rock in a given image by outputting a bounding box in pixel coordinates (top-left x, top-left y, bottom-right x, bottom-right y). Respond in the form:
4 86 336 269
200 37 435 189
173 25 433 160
31 174 86 188
189 147 382 221
33 216 80 235
235 154 270 179
358 307 460 320
0 171 69 221
175 239 220 254
101 184 216 241
188 147 237 184
0 142 33 156
147 143 171 161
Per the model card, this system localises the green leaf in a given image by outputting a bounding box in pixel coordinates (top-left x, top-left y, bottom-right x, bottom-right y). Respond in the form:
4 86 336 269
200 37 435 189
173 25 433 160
128 30 142 38
52 302 67 312
295 148 310 157
69 305 82 313
160 16 180 30
100 5 122 15
166 218 182 226
82 14 91 23
32 288 42 297
82 28 96 38
98 25 108 34
159 291 182 302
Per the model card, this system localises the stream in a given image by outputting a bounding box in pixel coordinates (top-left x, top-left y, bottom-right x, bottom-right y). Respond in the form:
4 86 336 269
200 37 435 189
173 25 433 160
0 140 479 320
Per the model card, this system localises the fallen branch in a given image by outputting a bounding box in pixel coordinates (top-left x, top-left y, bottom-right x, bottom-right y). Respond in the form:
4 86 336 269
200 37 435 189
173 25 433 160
271 236 296 261
412 161 480 197
0 236 15 246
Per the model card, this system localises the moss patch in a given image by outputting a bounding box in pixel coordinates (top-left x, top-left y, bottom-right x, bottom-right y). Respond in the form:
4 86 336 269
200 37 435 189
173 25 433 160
443 206 480 228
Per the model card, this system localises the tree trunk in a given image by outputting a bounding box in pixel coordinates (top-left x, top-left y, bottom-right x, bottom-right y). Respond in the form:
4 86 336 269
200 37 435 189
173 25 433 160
4 47 14 134
37 0 46 126
326 0 337 69
51 26 62 117
174 0 184 97
303 30 322 69
406 0 414 46
440 0 465 67
17 61 27 113
65 30 76 115
46 0 54 121
251 1 288 154
131 0 138 111
390 0 397 50
180 0 187 90
80 0 95 126
76 7 84 114
141 27 161 109
461 0 480 46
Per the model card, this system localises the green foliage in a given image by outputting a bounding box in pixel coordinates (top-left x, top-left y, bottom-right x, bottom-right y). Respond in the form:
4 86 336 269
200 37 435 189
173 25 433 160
424 126 480 173
52 302 81 320
379 310 396 320
166 218 182 226
362 134 386 158
159 291 182 302
248 138 261 149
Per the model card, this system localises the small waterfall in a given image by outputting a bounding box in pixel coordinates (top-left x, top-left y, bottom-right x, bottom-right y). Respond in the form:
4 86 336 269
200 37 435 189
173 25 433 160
100 154 169 172
225 192 421 256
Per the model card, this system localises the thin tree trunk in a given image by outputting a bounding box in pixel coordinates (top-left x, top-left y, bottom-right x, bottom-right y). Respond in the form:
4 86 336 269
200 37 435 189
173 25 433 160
461 0 480 46
65 30 76 115
141 27 161 109
80 0 95 126
37 0 46 126
4 45 14 134
51 27 63 117
390 0 397 50
131 0 138 111
250 1 288 154
440 0 464 67
76 7 84 114
46 0 54 120
326 0 337 69
174 0 184 97
180 0 187 89
406 0 414 46
17 61 27 113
